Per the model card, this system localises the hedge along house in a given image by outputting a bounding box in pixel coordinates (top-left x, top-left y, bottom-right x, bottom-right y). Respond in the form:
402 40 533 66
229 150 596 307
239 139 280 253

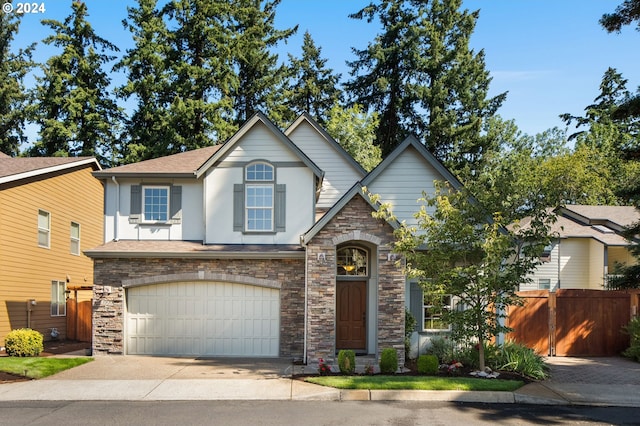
86 112 464 366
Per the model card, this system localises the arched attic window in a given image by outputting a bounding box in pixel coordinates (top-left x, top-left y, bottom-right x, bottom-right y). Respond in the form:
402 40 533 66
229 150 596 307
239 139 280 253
337 246 368 276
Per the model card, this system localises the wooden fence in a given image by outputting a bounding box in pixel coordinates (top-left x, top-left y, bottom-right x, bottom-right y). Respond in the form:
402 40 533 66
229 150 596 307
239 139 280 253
507 289 640 356
66 299 92 342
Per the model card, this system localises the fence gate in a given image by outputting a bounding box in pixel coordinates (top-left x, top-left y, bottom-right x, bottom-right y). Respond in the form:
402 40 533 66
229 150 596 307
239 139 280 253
507 289 640 357
66 299 92 342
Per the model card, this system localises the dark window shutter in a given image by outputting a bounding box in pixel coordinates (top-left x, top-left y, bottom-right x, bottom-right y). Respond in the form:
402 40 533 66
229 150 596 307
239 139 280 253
170 185 182 223
275 184 286 232
233 184 244 232
410 282 423 332
130 185 141 223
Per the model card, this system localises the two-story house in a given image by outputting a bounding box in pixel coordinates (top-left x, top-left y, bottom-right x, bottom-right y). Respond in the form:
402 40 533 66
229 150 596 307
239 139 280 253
0 154 102 344
87 112 464 365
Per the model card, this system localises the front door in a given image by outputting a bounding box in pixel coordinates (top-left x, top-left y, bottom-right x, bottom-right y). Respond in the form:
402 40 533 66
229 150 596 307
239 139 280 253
336 281 366 350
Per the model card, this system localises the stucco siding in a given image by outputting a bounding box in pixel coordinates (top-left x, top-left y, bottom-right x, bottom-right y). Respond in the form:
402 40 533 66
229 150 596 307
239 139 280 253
103 178 201 242
204 165 314 244
366 146 441 226
287 121 363 208
0 166 103 342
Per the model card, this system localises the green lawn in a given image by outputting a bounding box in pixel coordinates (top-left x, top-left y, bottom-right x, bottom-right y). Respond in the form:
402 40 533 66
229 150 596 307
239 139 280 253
305 375 524 392
0 357 93 379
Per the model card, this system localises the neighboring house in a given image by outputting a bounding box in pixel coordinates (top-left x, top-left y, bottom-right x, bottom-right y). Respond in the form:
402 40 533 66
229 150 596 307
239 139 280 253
521 205 639 292
86 112 464 365
0 154 103 344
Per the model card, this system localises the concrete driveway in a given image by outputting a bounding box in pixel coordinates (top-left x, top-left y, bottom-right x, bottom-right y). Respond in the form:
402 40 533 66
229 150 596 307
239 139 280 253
46 355 303 380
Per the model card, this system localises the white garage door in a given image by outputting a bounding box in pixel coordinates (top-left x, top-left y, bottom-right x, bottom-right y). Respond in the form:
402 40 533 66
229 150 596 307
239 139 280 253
126 281 280 357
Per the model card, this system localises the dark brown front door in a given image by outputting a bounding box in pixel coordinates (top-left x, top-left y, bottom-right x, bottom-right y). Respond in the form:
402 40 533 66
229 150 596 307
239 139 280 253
336 281 366 350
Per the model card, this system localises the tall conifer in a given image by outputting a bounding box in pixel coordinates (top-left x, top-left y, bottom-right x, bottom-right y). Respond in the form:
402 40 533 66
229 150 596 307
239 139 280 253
30 1 121 165
0 12 34 156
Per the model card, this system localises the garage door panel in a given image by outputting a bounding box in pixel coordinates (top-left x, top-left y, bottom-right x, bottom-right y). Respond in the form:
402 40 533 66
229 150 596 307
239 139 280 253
127 281 279 356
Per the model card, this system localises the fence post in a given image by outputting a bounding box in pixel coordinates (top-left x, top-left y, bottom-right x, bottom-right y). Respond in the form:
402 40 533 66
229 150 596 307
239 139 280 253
548 291 556 357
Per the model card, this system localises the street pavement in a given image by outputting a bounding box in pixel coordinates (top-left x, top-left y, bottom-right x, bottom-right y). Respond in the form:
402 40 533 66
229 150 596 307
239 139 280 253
0 352 639 406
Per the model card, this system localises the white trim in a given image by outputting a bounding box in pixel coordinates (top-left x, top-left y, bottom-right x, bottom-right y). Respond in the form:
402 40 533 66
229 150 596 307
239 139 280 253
142 185 170 223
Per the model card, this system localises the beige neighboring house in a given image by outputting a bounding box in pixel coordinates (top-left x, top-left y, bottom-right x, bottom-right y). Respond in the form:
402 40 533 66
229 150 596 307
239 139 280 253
0 153 103 344
521 205 639 291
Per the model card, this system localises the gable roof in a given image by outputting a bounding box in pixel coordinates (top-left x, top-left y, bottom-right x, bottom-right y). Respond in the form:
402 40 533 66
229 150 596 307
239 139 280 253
195 111 324 179
361 135 463 190
93 145 221 179
302 182 400 245
285 112 366 176
560 205 639 232
546 205 640 246
0 156 101 185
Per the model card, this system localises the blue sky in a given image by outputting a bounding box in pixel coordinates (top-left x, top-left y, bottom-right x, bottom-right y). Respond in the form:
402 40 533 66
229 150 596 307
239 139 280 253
11 0 640 138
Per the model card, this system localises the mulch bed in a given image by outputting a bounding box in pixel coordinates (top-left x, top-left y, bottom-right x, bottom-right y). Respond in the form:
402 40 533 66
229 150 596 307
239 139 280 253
0 340 91 384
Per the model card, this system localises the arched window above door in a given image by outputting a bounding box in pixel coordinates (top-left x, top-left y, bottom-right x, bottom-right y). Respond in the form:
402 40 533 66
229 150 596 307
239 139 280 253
337 246 368 276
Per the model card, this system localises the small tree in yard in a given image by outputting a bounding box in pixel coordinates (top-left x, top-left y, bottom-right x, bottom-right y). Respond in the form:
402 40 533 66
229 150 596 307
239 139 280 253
372 182 554 372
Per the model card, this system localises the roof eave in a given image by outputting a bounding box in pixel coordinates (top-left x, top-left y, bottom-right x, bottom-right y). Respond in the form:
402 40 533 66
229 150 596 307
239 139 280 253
84 249 306 260
0 157 101 185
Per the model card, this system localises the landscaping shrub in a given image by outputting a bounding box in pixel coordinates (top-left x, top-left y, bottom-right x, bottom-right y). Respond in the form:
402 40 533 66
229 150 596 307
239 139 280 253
4 328 44 357
338 350 356 374
379 348 398 374
496 341 548 380
427 335 456 364
622 317 640 362
417 354 439 375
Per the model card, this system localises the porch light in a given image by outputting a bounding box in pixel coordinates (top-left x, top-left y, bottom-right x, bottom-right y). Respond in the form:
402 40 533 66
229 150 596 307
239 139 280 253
343 265 356 273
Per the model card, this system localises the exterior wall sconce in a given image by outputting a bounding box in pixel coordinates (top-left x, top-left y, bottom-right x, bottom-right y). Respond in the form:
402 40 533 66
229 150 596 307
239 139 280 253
387 253 398 262
317 252 327 263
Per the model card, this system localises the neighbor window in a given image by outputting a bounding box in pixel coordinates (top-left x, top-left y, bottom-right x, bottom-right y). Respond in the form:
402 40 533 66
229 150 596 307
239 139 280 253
538 279 551 290
51 280 66 316
38 209 50 248
423 294 452 331
70 222 80 255
143 186 169 222
245 162 274 232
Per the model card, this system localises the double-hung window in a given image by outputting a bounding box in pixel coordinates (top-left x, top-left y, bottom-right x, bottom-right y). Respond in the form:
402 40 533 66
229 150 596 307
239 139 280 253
38 210 50 248
51 280 66 316
70 222 80 255
423 293 452 331
245 163 274 232
143 186 169 222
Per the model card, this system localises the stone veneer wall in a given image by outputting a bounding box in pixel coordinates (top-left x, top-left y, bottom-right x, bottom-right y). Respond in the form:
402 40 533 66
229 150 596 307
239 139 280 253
92 258 305 356
305 194 405 366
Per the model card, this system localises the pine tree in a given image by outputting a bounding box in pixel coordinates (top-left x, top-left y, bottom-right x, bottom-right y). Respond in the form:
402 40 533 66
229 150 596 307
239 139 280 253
346 0 505 177
30 1 122 165
286 31 342 125
229 0 297 125
0 12 34 156
116 0 175 163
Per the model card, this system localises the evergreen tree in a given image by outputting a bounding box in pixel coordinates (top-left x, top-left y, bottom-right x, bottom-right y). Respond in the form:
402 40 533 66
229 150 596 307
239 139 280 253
286 31 342 125
0 12 34 156
116 0 175 163
30 1 122 165
346 0 505 178
229 0 297 125
600 0 640 33
164 0 238 150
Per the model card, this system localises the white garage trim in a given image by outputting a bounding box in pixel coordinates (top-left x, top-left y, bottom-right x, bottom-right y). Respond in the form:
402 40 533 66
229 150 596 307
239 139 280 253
122 272 281 290
126 281 280 357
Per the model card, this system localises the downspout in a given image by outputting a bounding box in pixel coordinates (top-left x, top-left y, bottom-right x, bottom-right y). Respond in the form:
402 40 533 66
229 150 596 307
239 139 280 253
111 176 120 241
300 235 309 364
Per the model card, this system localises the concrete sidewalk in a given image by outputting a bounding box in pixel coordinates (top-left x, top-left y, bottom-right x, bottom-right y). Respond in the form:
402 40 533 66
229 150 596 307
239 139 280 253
0 354 638 406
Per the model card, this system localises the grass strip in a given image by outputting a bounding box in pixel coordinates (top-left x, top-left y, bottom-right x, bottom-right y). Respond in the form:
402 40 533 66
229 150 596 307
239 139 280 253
0 357 93 379
305 375 524 392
